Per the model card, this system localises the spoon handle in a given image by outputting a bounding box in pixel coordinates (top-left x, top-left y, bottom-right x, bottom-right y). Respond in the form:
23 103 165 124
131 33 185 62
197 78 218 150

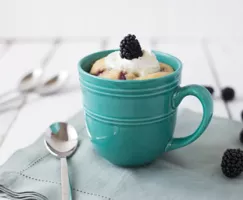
0 90 21 105
0 93 26 114
61 158 72 200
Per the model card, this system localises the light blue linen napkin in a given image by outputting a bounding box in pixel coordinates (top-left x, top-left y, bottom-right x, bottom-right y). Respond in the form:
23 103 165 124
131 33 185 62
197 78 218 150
0 109 243 200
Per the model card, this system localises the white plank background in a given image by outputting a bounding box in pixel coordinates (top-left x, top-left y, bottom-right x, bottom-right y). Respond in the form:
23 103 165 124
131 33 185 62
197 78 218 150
1 0 243 38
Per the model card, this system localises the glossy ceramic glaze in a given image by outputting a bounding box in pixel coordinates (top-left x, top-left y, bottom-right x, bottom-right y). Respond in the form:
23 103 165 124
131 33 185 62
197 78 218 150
78 50 213 167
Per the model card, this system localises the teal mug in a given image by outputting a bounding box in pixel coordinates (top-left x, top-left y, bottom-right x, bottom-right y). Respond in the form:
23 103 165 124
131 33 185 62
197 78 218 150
78 50 213 167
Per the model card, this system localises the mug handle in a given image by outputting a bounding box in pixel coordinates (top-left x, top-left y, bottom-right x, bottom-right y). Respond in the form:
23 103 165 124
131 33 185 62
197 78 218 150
165 84 213 152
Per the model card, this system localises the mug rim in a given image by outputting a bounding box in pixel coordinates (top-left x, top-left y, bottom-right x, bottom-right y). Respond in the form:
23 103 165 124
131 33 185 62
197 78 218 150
78 49 182 83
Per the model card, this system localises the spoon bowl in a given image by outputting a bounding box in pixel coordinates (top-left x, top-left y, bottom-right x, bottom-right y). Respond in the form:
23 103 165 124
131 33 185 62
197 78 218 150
18 68 43 92
37 71 69 95
44 122 78 157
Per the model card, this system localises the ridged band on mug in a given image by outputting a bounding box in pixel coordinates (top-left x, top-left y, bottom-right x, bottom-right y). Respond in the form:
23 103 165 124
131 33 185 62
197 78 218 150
84 107 176 125
80 77 181 98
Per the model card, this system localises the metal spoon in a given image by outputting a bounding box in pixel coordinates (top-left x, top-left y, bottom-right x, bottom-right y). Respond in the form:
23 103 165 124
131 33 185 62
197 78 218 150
18 68 44 92
44 122 78 200
0 70 69 110
36 71 69 96
0 67 43 104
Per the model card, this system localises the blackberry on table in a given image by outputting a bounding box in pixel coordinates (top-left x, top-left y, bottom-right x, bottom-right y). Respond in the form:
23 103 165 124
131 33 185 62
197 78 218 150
240 129 243 144
221 87 235 101
120 34 143 60
221 148 243 178
204 85 214 95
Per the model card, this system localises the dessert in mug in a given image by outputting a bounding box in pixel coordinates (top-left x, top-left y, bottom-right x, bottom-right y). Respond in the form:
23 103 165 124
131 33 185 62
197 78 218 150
90 34 174 80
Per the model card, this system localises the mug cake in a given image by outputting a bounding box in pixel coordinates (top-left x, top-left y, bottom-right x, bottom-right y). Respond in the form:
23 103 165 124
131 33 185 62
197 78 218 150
90 34 174 80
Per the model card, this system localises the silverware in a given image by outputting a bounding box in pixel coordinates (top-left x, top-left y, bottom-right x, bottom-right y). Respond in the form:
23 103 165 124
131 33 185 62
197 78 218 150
0 69 69 111
44 122 78 200
0 67 43 103
36 71 69 95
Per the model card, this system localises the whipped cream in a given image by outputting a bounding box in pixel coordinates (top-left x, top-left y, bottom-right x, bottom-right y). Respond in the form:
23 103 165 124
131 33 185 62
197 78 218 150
104 50 160 76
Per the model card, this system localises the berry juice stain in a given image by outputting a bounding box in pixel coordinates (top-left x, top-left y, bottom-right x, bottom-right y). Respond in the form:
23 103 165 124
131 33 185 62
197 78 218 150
96 70 104 76
119 72 126 80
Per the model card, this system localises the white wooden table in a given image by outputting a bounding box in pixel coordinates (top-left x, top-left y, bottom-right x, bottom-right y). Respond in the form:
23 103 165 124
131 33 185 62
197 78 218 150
0 36 242 167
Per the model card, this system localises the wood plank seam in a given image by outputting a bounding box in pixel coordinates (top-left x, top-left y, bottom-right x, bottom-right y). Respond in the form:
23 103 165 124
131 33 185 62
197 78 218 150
0 40 13 62
201 38 232 119
101 38 108 50
0 104 24 147
41 38 62 69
